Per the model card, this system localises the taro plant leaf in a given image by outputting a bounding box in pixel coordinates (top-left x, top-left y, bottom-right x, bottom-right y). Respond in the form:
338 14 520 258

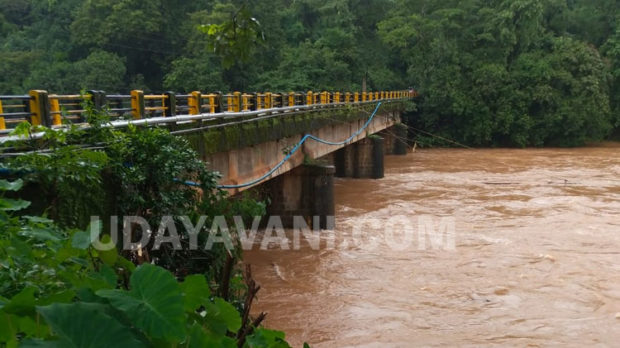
71 230 91 250
96 235 118 266
187 323 236 348
245 328 291 348
96 264 186 341
37 290 76 306
19 227 62 242
2 286 36 316
115 255 136 272
204 297 242 335
23 216 54 224
0 179 23 191
0 198 31 211
0 312 17 345
31 302 146 348
180 274 211 312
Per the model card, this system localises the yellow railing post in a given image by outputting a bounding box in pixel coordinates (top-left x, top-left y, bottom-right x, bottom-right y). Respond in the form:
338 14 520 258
354 92 359 102
28 90 41 125
265 92 272 109
233 92 241 112
29 90 51 126
242 94 250 111
345 92 351 103
188 91 201 115
334 92 340 104
320 91 327 104
130 90 145 119
207 94 216 113
49 96 62 126
0 100 5 130
256 94 263 110
307 91 313 105
288 92 295 106
362 91 367 102
226 94 233 112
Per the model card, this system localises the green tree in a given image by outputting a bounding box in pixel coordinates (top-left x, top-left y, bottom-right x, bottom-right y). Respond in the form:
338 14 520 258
74 50 127 92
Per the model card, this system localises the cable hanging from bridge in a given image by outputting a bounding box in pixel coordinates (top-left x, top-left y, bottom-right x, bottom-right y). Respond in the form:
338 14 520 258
179 101 384 190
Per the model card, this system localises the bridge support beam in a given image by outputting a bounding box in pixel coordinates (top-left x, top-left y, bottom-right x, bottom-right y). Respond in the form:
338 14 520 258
334 136 384 179
265 164 335 230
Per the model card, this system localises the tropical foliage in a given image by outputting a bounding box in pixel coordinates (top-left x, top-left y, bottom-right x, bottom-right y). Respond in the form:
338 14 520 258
0 0 617 146
0 104 288 346
0 185 288 347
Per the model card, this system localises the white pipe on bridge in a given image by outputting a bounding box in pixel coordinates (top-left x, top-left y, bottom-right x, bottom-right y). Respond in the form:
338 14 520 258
0 99 402 144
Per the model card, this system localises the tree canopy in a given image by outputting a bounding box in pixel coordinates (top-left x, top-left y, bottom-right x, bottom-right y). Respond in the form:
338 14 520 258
0 0 617 146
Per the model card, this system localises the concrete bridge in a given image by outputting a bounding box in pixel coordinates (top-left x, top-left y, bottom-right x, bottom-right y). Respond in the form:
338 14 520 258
0 89 415 228
183 100 411 229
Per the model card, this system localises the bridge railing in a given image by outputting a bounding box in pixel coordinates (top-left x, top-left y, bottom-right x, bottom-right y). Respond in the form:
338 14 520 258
0 89 418 134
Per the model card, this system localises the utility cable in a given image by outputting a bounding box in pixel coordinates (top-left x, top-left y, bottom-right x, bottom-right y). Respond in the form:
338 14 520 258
179 102 384 189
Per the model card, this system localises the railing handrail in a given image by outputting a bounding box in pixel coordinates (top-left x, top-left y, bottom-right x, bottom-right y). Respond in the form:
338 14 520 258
0 89 418 133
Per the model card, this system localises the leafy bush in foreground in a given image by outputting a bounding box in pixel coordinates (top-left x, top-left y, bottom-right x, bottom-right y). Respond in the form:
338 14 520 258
0 179 291 347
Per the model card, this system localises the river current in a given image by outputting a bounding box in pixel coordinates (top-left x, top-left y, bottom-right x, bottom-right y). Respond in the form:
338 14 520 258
245 144 620 347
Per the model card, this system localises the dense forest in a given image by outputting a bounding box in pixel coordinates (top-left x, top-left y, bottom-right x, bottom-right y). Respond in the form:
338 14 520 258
0 0 618 146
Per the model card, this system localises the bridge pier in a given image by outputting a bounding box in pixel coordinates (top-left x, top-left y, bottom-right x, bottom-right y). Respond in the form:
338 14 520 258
265 164 335 230
334 137 384 179
380 124 409 155
332 124 408 180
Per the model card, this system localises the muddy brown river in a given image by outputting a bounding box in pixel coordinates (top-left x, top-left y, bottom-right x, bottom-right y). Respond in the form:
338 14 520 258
245 144 620 347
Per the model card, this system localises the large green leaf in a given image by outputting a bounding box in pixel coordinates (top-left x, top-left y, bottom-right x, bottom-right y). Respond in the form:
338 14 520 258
0 198 31 211
18 227 62 242
187 323 236 348
0 179 23 191
71 230 91 250
96 264 186 341
2 287 36 315
0 312 17 345
30 302 146 348
204 297 242 335
180 274 211 312
95 235 117 266
245 328 291 348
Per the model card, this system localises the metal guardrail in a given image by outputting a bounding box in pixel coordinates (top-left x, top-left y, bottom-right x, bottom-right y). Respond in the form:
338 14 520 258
0 89 418 135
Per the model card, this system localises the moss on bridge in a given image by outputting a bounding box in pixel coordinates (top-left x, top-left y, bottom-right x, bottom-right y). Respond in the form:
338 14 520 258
183 101 407 156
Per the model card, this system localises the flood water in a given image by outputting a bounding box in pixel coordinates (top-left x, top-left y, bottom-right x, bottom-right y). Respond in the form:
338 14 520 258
244 144 620 347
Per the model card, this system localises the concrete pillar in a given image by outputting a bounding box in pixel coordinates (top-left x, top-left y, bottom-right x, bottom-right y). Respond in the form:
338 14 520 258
334 143 356 177
393 124 408 155
334 137 384 179
266 164 335 230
